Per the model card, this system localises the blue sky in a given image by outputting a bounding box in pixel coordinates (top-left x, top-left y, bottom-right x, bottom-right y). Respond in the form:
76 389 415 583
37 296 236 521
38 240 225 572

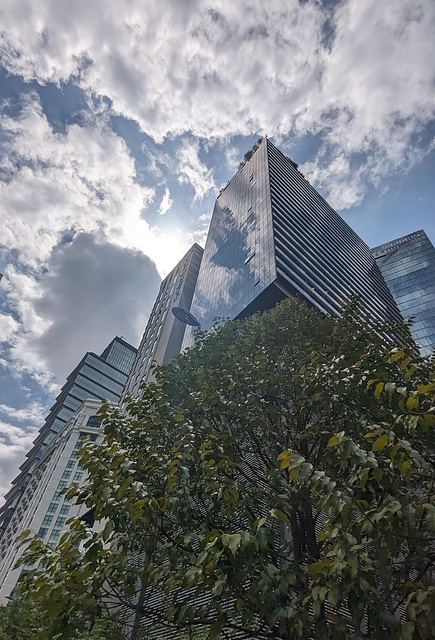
0 0 434 500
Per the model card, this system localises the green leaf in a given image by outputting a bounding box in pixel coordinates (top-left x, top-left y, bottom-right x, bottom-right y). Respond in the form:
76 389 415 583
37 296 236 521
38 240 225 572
252 517 267 533
102 519 114 541
209 617 225 639
270 508 290 526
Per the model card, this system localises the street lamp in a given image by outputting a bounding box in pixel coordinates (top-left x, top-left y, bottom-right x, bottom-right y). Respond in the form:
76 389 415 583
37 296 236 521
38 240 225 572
171 306 200 328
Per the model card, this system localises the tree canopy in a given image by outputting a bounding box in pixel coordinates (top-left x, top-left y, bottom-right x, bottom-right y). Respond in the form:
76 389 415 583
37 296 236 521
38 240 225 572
15 298 435 639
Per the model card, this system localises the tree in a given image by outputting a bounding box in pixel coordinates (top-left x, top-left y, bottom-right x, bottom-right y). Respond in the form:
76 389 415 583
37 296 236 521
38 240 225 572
0 597 42 640
15 298 435 639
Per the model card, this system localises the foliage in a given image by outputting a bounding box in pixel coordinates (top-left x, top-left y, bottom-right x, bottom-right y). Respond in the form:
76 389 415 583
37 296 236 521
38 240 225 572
0 596 42 640
15 298 435 639
0 594 125 640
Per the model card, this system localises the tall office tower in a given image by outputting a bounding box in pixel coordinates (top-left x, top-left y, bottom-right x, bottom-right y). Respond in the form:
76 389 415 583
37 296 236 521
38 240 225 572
0 399 104 603
123 244 203 400
183 138 403 348
372 230 435 355
0 337 137 541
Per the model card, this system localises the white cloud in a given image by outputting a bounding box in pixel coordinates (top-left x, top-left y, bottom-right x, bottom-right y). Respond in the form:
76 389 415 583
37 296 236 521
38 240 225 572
176 138 215 201
0 313 20 345
0 93 195 397
0 92 157 268
158 187 173 215
1 0 433 207
0 402 46 423
0 419 39 503
225 146 240 171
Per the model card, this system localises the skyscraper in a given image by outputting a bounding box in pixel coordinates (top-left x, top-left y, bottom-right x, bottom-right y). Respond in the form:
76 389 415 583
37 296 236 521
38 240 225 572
183 138 403 348
0 337 136 542
123 244 203 400
372 230 435 355
0 398 104 603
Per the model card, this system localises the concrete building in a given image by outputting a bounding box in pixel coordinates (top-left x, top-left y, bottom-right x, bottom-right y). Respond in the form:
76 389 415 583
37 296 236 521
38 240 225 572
0 399 104 603
372 230 435 354
0 337 136 543
123 244 203 400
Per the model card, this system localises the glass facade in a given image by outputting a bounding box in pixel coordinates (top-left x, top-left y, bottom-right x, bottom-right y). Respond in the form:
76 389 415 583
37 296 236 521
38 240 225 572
0 337 137 541
184 138 403 348
372 230 435 355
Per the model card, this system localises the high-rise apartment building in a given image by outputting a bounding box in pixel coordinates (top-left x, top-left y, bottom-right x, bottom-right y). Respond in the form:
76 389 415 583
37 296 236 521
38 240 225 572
123 244 203 400
0 337 136 541
183 139 403 348
372 230 435 355
0 398 104 603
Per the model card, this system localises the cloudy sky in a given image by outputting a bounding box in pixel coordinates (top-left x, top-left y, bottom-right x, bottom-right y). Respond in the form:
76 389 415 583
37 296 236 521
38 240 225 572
0 0 434 501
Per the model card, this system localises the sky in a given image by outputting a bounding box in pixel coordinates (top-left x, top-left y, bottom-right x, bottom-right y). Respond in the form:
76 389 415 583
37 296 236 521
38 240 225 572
0 0 434 502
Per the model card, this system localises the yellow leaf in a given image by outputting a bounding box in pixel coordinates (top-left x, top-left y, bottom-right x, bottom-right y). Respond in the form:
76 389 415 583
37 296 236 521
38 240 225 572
404 366 416 381
399 460 412 479
277 450 291 461
374 382 384 399
289 465 301 480
327 432 344 447
364 427 384 438
372 434 388 451
360 472 369 489
406 396 419 410
280 455 295 470
366 378 378 391
400 357 412 371
390 350 405 362
417 383 435 394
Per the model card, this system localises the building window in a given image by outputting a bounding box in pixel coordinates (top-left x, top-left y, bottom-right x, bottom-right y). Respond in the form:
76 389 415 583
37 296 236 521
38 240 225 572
73 472 84 482
59 505 70 515
49 529 62 541
42 515 53 526
38 527 48 538
53 481 67 500
47 503 58 513
54 517 66 528
62 470 72 479
86 415 101 428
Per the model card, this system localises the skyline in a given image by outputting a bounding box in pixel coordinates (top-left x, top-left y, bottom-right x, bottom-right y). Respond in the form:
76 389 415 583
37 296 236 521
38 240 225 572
1 0 434 501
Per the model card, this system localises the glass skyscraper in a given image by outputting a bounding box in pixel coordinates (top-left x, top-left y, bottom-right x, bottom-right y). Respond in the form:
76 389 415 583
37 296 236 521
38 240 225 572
0 337 136 542
372 230 435 355
183 138 403 348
